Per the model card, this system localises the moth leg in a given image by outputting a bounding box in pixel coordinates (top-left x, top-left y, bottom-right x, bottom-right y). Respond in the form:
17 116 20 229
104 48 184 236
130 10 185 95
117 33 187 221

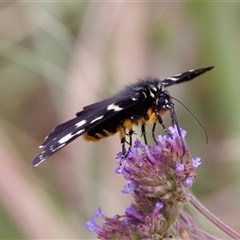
125 129 136 143
170 104 176 126
141 124 148 145
128 129 134 147
118 126 127 155
120 127 135 155
121 137 126 155
125 128 137 157
120 125 136 158
154 111 172 137
151 122 158 145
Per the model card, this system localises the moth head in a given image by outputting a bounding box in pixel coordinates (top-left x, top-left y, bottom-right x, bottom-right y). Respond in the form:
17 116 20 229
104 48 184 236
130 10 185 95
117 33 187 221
155 90 173 111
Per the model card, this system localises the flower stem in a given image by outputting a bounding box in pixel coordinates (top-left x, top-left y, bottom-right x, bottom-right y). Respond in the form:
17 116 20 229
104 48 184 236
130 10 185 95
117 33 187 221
189 192 240 239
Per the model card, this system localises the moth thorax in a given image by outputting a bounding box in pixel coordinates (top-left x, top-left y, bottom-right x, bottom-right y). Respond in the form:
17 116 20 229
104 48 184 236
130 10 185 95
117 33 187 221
148 84 161 98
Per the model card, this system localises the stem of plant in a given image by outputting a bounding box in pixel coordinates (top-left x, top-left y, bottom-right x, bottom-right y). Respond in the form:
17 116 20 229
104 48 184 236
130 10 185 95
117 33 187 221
189 192 240 239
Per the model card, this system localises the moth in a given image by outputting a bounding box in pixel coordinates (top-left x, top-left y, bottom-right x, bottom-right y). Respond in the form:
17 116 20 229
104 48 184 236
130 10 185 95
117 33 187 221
32 66 214 167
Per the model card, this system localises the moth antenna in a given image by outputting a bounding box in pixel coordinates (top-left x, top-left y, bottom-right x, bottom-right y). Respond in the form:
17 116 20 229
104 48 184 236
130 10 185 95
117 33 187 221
171 96 208 144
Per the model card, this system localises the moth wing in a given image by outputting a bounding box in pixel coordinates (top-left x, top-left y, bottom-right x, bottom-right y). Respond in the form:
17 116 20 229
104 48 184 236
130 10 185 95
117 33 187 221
162 66 214 87
32 91 146 167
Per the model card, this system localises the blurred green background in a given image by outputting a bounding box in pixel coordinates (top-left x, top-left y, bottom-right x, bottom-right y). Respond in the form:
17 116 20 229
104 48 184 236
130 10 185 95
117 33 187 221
1 2 240 239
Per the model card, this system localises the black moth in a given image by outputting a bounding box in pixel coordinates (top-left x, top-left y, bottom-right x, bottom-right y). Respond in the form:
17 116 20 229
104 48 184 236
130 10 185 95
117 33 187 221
32 66 214 167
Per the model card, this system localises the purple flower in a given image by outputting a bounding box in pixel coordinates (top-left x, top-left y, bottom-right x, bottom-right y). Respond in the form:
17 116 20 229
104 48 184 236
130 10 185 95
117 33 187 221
83 217 100 232
185 177 194 187
83 208 102 232
176 163 185 172
153 201 164 215
84 126 201 239
122 181 135 194
125 206 145 221
192 157 201 168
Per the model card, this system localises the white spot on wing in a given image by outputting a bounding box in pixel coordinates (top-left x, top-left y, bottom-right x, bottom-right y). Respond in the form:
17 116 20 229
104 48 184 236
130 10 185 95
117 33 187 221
58 133 73 144
58 129 85 144
167 77 177 81
33 158 45 167
174 73 181 77
75 120 86 128
56 143 66 150
90 115 104 124
107 103 123 112
76 129 84 135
